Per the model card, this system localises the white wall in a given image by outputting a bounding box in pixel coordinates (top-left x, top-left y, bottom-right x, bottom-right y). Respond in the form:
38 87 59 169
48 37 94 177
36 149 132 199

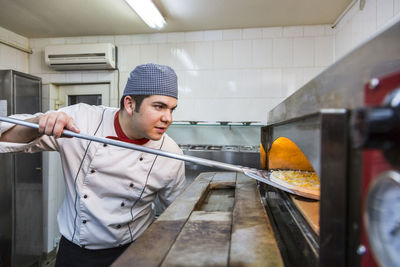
29 25 334 124
0 0 398 126
334 0 400 60
0 26 29 72
27 1 400 126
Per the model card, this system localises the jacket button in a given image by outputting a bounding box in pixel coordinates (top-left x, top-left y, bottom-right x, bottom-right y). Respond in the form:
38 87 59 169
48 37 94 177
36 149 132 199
83 195 88 199
90 169 95 173
103 143 107 147
121 202 125 207
83 220 87 224
129 183 134 188
117 224 121 229
139 157 143 161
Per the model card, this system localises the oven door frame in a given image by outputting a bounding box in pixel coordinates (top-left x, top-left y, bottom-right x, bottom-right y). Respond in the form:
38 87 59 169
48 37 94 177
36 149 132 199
260 109 349 267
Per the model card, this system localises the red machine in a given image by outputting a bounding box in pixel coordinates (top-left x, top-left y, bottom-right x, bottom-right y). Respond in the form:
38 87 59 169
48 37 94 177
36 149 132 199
354 70 400 267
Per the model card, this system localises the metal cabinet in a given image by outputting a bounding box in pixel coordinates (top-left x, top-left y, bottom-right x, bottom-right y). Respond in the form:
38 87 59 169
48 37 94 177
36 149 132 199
0 70 42 267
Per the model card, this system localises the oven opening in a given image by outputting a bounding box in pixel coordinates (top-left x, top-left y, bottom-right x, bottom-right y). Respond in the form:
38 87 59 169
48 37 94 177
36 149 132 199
260 136 320 266
264 136 320 236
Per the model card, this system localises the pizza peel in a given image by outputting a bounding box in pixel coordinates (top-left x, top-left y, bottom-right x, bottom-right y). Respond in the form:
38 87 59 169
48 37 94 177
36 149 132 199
0 116 319 200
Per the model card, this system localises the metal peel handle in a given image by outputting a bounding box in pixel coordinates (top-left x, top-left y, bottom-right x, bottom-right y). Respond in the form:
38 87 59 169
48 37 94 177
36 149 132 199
0 116 319 200
0 116 246 173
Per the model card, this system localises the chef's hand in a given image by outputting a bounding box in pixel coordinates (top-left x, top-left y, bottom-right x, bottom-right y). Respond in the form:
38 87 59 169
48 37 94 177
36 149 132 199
37 111 80 138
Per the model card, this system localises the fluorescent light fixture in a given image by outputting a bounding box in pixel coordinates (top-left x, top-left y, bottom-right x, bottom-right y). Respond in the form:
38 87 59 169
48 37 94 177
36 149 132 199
124 0 166 29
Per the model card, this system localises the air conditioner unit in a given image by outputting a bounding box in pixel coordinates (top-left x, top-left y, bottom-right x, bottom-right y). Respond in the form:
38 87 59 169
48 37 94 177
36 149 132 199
44 43 117 70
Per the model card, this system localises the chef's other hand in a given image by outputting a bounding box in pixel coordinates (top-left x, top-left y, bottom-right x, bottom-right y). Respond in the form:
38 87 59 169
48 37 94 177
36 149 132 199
38 112 80 138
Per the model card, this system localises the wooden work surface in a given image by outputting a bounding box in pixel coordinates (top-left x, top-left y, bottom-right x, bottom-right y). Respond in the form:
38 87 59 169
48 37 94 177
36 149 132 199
112 172 283 267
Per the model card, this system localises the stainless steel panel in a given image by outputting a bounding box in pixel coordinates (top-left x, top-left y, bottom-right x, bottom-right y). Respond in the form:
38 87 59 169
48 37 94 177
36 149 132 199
0 153 13 267
319 110 348 266
14 74 41 114
262 110 348 267
0 70 42 267
185 148 259 169
0 70 13 116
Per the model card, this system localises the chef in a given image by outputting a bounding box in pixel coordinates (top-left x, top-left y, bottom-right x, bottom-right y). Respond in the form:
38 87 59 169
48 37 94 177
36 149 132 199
0 63 186 266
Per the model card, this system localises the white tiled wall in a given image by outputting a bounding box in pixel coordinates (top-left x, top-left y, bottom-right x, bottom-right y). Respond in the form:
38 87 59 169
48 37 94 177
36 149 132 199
0 0 398 125
0 1 397 140
29 24 335 124
0 26 29 72
334 0 400 60
23 0 399 146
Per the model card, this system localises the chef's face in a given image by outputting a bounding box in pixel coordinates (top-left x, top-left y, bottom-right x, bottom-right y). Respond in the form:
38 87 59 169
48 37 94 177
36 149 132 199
129 95 177 140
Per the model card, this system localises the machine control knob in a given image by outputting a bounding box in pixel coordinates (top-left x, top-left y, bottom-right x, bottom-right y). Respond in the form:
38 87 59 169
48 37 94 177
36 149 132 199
353 88 400 168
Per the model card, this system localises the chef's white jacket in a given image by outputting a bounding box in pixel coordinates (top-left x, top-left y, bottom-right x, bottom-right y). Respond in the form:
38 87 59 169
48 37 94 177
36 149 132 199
0 103 186 249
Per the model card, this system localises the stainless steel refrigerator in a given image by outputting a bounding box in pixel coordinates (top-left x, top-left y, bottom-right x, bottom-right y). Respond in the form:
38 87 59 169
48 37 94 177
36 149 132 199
0 70 42 267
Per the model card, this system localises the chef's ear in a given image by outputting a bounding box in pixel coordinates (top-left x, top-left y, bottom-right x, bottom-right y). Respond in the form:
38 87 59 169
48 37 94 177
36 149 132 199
124 96 136 116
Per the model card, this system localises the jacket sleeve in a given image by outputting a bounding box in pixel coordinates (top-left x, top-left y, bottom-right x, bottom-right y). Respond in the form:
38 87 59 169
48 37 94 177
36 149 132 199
0 103 100 154
0 113 59 153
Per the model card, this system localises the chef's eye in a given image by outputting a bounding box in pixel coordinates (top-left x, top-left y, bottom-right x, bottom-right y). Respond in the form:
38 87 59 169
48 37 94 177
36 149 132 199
154 105 163 110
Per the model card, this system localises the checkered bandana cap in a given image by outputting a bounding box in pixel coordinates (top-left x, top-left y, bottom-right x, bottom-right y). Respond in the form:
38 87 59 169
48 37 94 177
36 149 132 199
123 63 178 99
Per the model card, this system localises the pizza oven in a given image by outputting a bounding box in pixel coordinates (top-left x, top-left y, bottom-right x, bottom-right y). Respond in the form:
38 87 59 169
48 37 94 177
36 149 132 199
258 21 400 267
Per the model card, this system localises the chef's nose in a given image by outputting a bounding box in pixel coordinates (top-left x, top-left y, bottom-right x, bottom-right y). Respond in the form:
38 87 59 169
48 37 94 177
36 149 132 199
161 110 172 123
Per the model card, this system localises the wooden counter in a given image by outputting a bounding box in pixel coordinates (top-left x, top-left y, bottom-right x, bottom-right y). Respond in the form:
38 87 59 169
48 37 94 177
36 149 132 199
112 172 283 267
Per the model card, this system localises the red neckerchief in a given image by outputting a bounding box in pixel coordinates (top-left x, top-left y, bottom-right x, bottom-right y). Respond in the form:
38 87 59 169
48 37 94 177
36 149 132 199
106 111 149 145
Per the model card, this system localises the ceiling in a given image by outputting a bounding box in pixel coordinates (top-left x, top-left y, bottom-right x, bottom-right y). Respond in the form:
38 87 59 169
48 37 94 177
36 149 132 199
0 0 352 38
